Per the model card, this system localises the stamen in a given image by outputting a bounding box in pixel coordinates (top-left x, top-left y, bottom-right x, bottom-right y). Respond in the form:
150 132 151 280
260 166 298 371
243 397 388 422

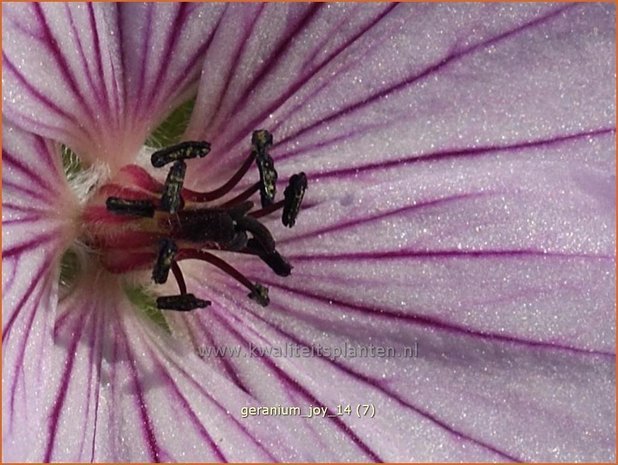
282 172 307 228
92 131 306 313
261 251 292 277
249 283 270 307
160 160 186 213
259 251 291 277
178 249 270 307
152 238 177 284
248 173 307 226
220 181 260 207
171 261 187 294
182 151 256 202
151 141 211 168
248 199 284 220
106 197 155 217
252 130 278 207
156 294 211 311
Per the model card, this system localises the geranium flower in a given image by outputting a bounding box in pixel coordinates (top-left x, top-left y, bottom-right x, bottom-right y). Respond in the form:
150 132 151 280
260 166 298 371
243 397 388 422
2 2 615 462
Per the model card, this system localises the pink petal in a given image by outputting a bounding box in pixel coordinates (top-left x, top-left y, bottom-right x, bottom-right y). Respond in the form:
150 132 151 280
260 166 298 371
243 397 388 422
2 124 74 461
267 151 615 347
2 3 225 168
273 4 615 186
35 280 323 462
171 273 386 461
210 157 615 459
109 310 303 462
199 292 614 461
26 288 105 462
182 3 614 460
187 4 614 189
3 3 615 462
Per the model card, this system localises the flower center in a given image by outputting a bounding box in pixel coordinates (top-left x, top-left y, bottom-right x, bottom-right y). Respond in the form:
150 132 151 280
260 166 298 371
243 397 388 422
80 130 306 311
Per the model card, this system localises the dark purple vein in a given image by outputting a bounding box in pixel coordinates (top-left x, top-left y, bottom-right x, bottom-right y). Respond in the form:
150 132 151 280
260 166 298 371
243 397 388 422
245 302 521 462
159 343 278 461
192 316 251 394
162 5 228 116
88 2 113 126
119 322 162 462
143 4 187 105
65 3 105 112
265 281 615 358
7 267 54 423
35 4 98 132
275 5 575 149
280 192 487 245
205 4 266 130
3 252 55 341
214 310 382 462
2 55 80 126
4 149 56 196
225 4 323 118
288 249 615 262
146 345 227 461
44 310 87 461
90 308 105 462
216 4 399 157
309 127 617 179
129 4 154 120
2 231 58 259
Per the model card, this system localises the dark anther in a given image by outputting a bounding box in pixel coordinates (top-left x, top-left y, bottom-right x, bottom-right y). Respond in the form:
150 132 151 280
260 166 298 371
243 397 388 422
156 293 211 311
160 160 186 213
248 283 270 307
152 238 178 284
251 130 278 207
251 129 273 156
106 197 155 218
245 238 292 277
282 172 307 227
151 141 211 168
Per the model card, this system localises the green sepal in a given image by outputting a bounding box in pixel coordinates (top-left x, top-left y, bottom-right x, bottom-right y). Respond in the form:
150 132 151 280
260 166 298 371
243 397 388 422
146 98 196 149
125 285 172 335
59 248 80 291
61 144 82 181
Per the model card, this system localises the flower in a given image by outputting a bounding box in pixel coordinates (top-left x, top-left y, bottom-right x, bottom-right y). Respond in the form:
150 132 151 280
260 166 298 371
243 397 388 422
2 2 615 462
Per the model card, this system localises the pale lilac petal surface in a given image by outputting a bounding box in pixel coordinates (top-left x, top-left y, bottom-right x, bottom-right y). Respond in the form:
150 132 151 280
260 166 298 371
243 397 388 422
188 3 614 188
184 2 615 461
2 2 615 463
